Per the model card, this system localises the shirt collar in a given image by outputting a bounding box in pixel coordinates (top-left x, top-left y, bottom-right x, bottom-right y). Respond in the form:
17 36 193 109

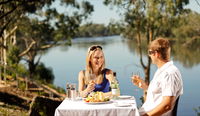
153 61 173 81
158 61 173 72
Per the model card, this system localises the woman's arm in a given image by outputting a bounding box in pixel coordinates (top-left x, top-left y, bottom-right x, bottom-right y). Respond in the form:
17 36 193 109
104 69 115 97
143 96 175 116
105 69 114 83
78 71 95 98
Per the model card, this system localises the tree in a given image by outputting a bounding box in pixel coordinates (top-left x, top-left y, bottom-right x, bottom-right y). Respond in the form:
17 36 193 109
0 0 52 38
104 0 189 100
0 0 53 81
16 0 93 79
172 11 200 40
0 0 94 81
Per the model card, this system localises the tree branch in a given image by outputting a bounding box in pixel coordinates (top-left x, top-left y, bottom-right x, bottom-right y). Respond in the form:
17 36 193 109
0 26 17 49
0 0 15 5
18 40 36 57
4 26 17 39
136 24 146 69
0 43 7 49
0 17 13 38
39 41 59 50
0 6 17 20
40 44 55 49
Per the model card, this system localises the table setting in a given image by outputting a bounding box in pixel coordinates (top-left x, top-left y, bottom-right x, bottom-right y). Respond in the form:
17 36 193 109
54 93 140 116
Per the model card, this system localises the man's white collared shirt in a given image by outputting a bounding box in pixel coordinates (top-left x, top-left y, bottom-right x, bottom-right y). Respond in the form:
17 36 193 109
139 61 183 116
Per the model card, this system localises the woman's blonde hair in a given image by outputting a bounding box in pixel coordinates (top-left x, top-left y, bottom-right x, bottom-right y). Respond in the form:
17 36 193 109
84 45 105 84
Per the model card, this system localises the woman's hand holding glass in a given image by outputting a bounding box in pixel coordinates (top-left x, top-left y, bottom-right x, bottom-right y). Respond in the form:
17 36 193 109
86 81 95 93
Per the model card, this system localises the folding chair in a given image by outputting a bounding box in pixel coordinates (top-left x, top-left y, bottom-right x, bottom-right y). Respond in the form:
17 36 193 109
172 96 180 116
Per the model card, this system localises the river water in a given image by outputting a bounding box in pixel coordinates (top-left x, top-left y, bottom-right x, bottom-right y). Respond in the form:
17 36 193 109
40 36 200 116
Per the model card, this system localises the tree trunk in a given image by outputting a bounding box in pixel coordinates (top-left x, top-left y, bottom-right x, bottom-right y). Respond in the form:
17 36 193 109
0 26 17 82
28 59 36 79
143 56 151 101
3 30 7 83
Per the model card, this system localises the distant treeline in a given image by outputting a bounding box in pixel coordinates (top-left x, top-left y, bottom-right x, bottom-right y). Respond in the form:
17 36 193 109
76 11 200 40
75 23 123 37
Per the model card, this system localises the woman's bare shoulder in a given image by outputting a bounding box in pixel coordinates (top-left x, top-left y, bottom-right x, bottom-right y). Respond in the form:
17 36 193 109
78 70 85 79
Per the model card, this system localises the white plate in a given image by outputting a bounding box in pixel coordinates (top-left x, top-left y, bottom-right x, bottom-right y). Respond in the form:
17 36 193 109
118 95 132 99
84 100 113 105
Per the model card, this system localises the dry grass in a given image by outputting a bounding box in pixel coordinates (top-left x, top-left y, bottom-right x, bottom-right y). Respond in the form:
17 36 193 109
0 102 28 116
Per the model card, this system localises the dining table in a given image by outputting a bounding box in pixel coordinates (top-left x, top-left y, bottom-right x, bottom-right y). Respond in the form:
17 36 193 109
54 95 140 116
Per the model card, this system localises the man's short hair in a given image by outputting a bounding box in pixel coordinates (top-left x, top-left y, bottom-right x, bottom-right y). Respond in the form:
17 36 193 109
148 37 170 61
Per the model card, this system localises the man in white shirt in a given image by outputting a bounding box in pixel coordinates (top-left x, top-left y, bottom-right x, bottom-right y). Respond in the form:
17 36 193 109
132 38 183 116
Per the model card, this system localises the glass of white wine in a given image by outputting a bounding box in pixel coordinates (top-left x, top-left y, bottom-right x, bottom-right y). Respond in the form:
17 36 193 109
90 74 97 83
131 71 142 88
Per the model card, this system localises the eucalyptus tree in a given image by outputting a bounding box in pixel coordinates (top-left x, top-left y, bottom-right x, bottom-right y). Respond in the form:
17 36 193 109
0 0 93 80
0 0 52 37
104 0 189 99
0 0 52 81
16 0 93 79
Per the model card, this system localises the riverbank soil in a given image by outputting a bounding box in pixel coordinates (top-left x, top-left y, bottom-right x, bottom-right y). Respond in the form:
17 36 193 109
0 80 63 116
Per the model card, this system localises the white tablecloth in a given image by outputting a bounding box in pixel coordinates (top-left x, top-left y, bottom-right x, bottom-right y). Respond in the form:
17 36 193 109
55 96 140 116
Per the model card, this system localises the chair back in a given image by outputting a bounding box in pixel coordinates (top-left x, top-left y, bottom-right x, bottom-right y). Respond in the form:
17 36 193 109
172 96 180 116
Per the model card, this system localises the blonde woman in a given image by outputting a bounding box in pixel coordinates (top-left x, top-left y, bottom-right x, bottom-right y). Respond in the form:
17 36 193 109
78 45 113 98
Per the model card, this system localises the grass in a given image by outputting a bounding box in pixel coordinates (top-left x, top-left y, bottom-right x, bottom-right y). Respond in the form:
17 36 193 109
0 102 28 116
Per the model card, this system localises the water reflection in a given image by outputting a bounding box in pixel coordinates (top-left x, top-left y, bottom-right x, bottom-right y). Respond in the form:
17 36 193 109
125 38 200 68
172 42 200 67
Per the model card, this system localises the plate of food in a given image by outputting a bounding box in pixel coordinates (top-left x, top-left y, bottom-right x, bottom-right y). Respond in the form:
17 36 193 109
83 91 112 104
84 100 112 104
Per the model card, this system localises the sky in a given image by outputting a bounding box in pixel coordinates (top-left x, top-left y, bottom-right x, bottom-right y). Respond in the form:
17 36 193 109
54 0 200 25
89 0 200 25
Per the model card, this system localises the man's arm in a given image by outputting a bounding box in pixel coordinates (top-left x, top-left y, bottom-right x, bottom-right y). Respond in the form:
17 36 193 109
143 96 175 116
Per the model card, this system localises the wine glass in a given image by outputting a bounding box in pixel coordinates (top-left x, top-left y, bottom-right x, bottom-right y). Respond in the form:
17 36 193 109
87 74 96 95
131 71 142 89
90 74 97 83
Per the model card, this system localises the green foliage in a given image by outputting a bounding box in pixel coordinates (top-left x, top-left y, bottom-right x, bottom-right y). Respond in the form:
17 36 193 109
194 106 200 116
17 16 54 42
6 45 20 78
35 63 54 84
11 0 94 80
0 103 28 116
7 45 20 64
77 23 107 37
18 80 27 91
0 0 53 36
82 1 94 16
171 39 200 67
5 45 28 79
172 12 200 39
104 0 189 40
17 64 28 76
76 23 122 37
47 83 65 94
